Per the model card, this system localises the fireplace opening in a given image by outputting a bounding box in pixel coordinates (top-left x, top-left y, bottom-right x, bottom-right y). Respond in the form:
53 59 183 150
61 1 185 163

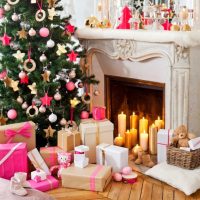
105 75 165 138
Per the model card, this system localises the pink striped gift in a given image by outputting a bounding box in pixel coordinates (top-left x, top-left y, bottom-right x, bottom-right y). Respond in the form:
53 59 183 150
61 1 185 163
0 143 28 179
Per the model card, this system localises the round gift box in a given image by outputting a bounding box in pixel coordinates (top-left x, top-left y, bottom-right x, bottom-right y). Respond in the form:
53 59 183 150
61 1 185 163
122 172 137 184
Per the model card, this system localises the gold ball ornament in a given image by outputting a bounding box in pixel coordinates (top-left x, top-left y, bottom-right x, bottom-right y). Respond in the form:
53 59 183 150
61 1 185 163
170 24 180 31
7 0 20 5
114 136 125 147
23 59 36 72
182 24 191 31
26 105 39 117
35 9 46 22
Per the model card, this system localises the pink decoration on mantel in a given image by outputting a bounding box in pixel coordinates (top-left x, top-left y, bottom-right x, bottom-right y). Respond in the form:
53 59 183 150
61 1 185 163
117 6 132 29
92 106 106 120
162 20 172 30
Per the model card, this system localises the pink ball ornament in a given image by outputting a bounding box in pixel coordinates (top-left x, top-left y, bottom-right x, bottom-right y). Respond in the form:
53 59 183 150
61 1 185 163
39 27 50 38
66 81 75 91
113 173 122 182
0 8 4 19
19 71 26 79
7 109 17 120
80 111 89 119
121 166 132 175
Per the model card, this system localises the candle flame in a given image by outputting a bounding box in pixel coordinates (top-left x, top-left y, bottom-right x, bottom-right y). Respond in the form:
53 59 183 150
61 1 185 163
132 112 135 115
121 111 124 114
118 133 121 137
126 130 130 133
152 123 156 128
142 117 145 119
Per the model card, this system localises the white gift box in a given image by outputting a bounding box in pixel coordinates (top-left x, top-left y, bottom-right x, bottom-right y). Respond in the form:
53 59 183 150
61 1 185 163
28 148 51 175
79 119 114 163
189 137 200 150
74 157 89 168
74 145 89 162
157 129 173 163
96 143 128 172
31 169 47 183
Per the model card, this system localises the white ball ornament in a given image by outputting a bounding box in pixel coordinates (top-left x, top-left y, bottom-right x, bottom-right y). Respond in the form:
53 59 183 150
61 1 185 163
22 102 28 109
47 39 55 48
60 118 67 126
17 96 23 104
4 3 11 11
39 105 46 113
19 71 26 79
11 13 19 21
39 54 47 62
54 92 61 101
49 113 57 123
28 28 36 37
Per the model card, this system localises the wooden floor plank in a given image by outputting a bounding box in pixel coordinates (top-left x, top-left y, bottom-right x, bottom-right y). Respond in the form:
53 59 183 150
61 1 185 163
107 181 122 200
140 180 153 200
152 184 163 200
163 188 174 200
129 177 143 200
174 190 186 200
186 194 197 200
118 184 132 200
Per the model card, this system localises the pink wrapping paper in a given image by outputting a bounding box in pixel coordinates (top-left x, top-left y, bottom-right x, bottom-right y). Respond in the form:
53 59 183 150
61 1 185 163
0 143 28 180
27 175 59 192
92 107 106 120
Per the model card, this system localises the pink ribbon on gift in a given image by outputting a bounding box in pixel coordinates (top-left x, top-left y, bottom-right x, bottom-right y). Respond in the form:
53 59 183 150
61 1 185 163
157 129 170 146
90 165 103 192
34 175 42 183
74 151 85 155
4 122 32 143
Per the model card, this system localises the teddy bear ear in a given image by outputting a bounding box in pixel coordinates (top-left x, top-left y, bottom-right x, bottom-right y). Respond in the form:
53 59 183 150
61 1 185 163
179 125 187 133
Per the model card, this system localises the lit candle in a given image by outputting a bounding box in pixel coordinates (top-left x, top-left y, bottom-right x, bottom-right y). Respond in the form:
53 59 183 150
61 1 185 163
155 116 164 130
114 134 125 147
140 131 148 151
149 124 158 155
130 112 138 129
132 144 143 157
139 117 148 134
125 130 132 149
130 128 137 147
118 112 126 138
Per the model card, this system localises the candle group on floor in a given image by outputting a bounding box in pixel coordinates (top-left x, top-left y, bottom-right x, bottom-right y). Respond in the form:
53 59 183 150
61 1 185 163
115 111 164 153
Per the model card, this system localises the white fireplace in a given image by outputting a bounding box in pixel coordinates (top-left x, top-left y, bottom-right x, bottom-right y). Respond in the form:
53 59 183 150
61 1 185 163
76 28 200 135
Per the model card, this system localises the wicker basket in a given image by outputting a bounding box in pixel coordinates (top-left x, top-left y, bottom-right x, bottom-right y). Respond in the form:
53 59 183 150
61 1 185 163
167 145 200 170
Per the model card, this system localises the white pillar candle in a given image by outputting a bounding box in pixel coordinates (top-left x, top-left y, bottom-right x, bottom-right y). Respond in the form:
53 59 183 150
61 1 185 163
118 111 126 138
140 131 148 151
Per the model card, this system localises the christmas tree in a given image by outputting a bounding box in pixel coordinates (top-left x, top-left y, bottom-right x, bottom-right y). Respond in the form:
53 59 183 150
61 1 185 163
0 0 98 147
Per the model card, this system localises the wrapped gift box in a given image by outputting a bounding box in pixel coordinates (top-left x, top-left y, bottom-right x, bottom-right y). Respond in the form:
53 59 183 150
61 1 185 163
61 164 112 192
157 129 173 163
96 143 128 172
57 129 81 152
79 119 114 163
40 146 63 168
0 143 28 179
189 137 200 150
31 169 47 183
28 148 50 175
27 175 59 192
0 121 36 151
74 145 89 168
92 106 106 120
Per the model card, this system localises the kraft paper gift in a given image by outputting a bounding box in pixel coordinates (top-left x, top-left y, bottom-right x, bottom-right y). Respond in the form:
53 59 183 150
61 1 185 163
28 148 51 175
79 119 114 163
40 146 64 168
27 175 59 192
96 143 128 172
157 129 173 163
57 129 81 152
61 164 112 192
0 142 28 179
0 121 36 151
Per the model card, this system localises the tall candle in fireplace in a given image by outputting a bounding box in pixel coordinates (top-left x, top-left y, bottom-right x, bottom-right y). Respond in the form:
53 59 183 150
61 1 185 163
118 111 126 138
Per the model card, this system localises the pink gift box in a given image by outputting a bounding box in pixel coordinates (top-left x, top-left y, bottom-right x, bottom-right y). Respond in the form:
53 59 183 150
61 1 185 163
0 143 28 180
27 175 59 192
92 107 106 120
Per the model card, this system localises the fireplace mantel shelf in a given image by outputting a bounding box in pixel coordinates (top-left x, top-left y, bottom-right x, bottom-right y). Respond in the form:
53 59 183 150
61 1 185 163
76 28 200 48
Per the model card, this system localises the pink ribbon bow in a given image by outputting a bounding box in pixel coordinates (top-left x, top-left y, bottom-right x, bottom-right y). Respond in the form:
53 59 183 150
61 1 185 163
34 175 42 183
4 122 32 143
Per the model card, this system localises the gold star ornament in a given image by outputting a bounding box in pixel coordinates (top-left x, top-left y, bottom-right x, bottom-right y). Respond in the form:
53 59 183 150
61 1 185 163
56 44 66 56
3 76 12 87
44 125 56 138
28 82 37 94
48 0 57 8
42 70 51 82
0 116 8 125
18 29 27 39
48 7 56 20
10 80 19 91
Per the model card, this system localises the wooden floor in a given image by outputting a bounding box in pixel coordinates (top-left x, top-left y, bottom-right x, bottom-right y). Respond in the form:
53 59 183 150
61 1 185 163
47 172 200 200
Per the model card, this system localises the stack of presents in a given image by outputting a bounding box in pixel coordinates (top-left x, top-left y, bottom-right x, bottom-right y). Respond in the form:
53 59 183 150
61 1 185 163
1 109 200 195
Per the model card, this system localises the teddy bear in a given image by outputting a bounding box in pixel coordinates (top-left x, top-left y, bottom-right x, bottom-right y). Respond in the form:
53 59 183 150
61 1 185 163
134 150 155 168
171 125 190 148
